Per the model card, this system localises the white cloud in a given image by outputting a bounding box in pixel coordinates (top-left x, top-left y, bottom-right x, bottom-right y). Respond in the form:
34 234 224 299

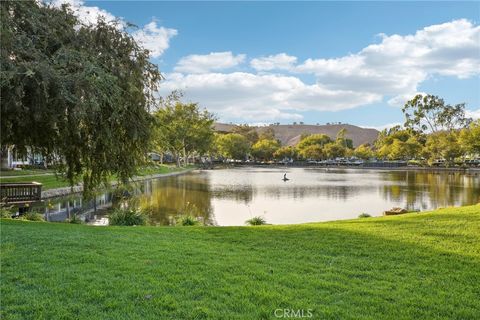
50 0 177 58
167 19 479 122
159 72 380 121
132 21 177 58
466 109 480 120
174 52 246 74
50 0 117 25
387 92 427 107
250 53 297 71
295 19 480 98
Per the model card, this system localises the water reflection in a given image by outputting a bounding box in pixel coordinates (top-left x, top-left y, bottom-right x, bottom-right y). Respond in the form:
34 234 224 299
37 168 480 226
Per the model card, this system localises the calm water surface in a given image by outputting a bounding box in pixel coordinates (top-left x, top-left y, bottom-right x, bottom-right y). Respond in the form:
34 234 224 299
42 167 480 225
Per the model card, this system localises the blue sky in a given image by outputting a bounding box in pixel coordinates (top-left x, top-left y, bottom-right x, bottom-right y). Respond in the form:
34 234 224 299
70 1 480 128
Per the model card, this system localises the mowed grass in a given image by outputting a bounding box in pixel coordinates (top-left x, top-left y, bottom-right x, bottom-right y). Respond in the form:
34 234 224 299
0 165 186 190
1 205 479 320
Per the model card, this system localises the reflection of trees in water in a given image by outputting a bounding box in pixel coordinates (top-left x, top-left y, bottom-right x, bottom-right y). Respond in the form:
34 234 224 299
131 173 215 226
211 186 254 203
381 171 480 210
261 185 366 201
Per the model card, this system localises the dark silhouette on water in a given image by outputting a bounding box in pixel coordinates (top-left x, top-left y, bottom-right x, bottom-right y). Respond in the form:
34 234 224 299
282 173 290 181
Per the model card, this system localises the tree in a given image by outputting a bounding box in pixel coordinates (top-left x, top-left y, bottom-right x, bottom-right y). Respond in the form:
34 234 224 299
459 120 480 157
403 94 471 133
296 134 332 160
232 124 259 145
336 128 353 149
273 146 296 160
215 133 250 160
354 144 375 160
324 143 346 159
258 127 276 140
297 134 331 150
251 139 281 161
424 131 463 166
299 145 324 160
374 126 425 160
1 1 161 198
154 98 215 167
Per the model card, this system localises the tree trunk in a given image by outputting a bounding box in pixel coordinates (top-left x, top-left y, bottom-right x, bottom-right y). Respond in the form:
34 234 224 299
183 144 187 167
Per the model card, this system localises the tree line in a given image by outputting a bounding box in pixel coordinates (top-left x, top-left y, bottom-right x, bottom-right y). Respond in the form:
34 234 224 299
210 94 480 166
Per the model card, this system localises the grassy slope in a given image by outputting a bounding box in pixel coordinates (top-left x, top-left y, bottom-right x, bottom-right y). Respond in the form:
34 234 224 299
0 165 187 190
1 205 479 320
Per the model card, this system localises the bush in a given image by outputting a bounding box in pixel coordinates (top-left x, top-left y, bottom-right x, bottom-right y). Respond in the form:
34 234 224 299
1 207 14 219
245 216 267 226
176 215 201 226
358 213 371 218
109 208 147 226
174 202 203 226
23 211 44 221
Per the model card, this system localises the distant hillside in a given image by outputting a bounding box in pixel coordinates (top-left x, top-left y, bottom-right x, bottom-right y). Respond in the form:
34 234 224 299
213 123 379 147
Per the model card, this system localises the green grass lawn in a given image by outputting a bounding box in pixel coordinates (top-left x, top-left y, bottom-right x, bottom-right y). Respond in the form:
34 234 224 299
0 165 189 190
1 205 479 319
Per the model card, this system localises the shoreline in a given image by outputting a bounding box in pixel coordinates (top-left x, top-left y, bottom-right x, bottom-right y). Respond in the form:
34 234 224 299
41 168 196 199
226 163 480 173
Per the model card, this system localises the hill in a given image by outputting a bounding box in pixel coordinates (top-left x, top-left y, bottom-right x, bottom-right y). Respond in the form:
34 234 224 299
214 123 379 147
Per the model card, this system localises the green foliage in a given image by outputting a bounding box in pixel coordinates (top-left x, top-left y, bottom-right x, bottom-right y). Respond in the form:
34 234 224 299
154 92 215 167
22 211 44 222
297 134 332 150
358 213 371 218
336 128 353 149
273 146 296 160
296 134 332 159
215 133 250 160
375 126 424 160
424 131 463 166
1 1 161 199
245 216 267 225
324 143 346 159
231 125 259 144
176 215 201 226
354 144 375 160
175 202 203 226
0 207 14 219
109 208 147 226
251 139 281 161
403 94 471 133
258 127 276 141
459 119 480 157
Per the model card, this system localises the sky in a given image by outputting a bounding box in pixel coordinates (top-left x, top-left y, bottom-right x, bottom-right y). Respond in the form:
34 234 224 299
51 1 480 129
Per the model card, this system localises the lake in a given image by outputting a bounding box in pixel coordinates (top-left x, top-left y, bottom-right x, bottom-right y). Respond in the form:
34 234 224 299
42 167 480 226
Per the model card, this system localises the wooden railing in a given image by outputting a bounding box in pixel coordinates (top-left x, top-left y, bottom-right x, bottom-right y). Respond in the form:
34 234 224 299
0 182 42 204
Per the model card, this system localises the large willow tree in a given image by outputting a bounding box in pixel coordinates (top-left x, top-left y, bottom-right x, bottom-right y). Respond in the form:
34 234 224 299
1 1 161 198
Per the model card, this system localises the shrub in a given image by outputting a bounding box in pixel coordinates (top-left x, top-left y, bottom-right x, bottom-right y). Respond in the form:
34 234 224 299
358 213 371 218
176 215 201 226
109 208 147 226
23 211 44 221
174 202 203 226
0 207 14 219
245 216 267 226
